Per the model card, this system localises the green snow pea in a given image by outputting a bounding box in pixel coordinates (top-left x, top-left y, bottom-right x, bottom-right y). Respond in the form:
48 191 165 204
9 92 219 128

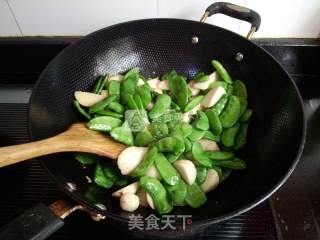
185 183 207 208
140 176 173 214
238 96 248 117
161 69 177 80
73 100 91 120
108 102 124 114
122 75 137 93
96 110 123 119
188 129 206 142
120 77 137 104
184 138 192 152
240 109 253 122
205 151 235 160
131 147 158 177
171 101 181 111
211 60 232 83
103 162 121 182
124 67 139 80
219 95 240 128
208 81 228 91
92 76 102 94
203 130 221 142
192 142 212 168
74 153 98 165
123 94 138 109
94 162 113 189
195 167 207 185
136 84 152 108
115 176 130 187
148 122 169 139
193 111 209 131
221 123 240 147
233 80 247 99
212 157 247 170
233 122 249 150
233 80 248 116
212 94 228 115
164 179 188 205
168 74 189 110
166 153 181 163
180 122 193 138
220 168 232 182
184 95 204 112
194 72 209 82
110 122 134 146
108 80 120 96
170 127 184 143
155 136 185 155
87 116 122 132
149 94 171 120
226 84 233 95
167 119 178 130
88 95 117 114
206 109 222 136
93 75 108 94
134 95 144 109
154 153 180 186
134 130 155 146
187 88 192 99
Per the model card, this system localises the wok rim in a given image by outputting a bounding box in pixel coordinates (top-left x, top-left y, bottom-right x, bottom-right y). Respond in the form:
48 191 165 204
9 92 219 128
27 18 307 228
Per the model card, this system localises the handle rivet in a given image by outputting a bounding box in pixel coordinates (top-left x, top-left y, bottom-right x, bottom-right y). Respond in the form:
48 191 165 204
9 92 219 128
95 203 107 211
192 36 199 44
91 213 106 221
66 182 77 191
236 52 244 62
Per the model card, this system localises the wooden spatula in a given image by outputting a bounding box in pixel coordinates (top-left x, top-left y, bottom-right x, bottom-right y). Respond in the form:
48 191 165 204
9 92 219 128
0 123 126 168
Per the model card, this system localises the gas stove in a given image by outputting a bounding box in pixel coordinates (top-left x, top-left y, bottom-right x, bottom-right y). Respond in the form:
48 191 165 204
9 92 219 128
0 38 319 240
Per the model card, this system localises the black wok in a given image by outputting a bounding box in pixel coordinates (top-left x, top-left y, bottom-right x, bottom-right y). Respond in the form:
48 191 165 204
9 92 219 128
0 2 305 239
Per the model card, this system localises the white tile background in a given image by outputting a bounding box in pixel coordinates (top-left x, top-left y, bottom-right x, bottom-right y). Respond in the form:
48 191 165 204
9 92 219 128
0 0 319 38
0 0 21 36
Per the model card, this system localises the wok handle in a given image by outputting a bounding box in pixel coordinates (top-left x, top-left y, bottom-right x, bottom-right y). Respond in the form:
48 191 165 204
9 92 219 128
0 204 64 240
0 200 103 240
201 2 261 39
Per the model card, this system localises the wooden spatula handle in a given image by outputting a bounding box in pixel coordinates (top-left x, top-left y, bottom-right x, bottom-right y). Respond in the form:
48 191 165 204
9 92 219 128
0 123 126 168
0 135 72 167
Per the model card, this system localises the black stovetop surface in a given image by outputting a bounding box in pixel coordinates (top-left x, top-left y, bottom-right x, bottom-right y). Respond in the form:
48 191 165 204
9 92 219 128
0 38 319 240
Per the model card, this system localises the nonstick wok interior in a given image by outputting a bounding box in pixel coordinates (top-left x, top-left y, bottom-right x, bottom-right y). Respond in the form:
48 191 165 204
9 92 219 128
29 19 305 225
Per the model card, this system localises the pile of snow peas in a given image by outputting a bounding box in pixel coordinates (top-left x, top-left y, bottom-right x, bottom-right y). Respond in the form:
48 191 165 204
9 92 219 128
73 60 252 214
